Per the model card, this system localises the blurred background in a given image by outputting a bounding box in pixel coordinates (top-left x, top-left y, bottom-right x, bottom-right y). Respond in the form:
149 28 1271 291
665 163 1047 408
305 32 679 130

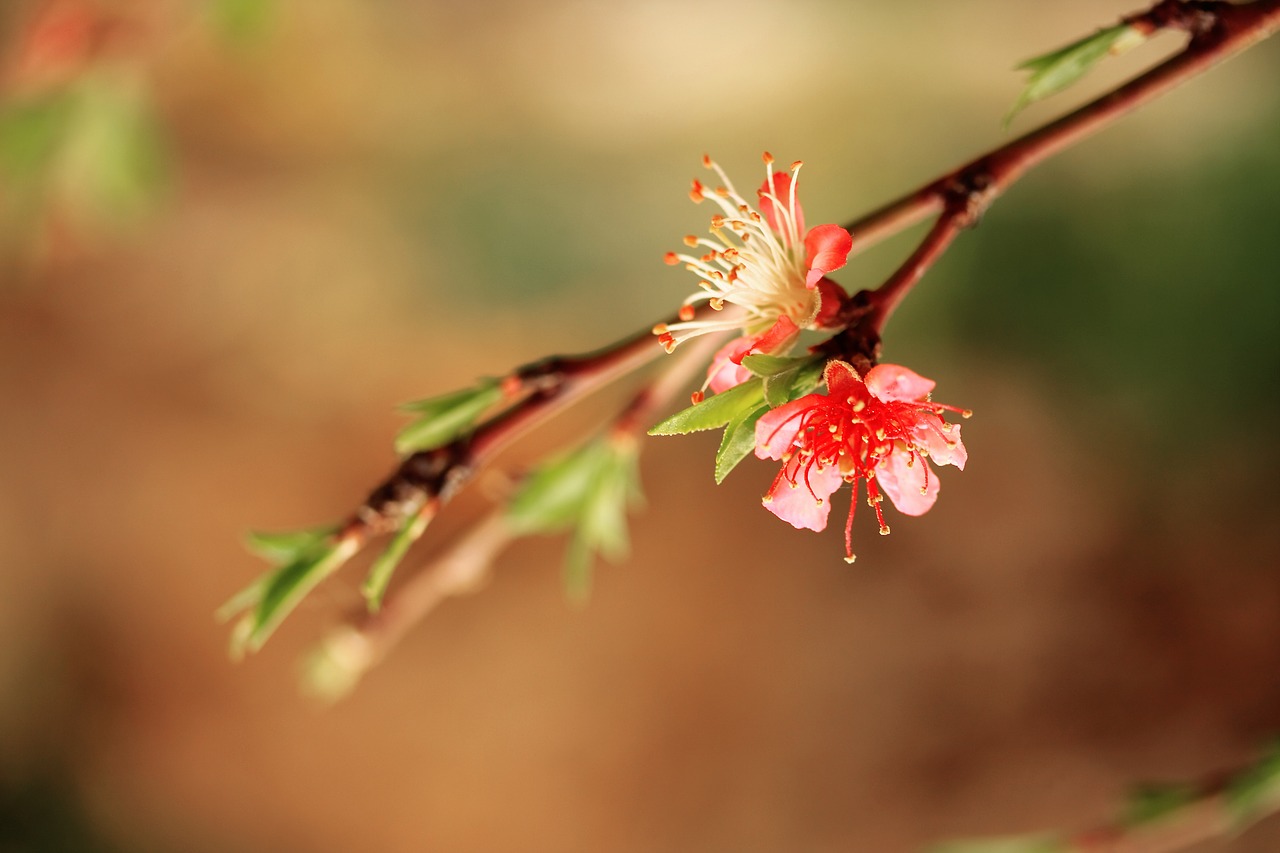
1 0 1278 850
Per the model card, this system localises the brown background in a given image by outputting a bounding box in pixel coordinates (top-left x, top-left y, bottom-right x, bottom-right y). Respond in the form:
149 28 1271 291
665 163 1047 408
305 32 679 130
2 1 1279 850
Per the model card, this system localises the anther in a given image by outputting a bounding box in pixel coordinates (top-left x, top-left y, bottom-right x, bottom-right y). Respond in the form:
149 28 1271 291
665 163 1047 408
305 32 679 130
701 153 713 168
663 252 679 265
762 151 774 165
683 235 698 247
843 554 857 564
790 160 803 171
652 323 668 334
678 305 696 321
709 298 724 310
879 525 891 536
690 391 704 405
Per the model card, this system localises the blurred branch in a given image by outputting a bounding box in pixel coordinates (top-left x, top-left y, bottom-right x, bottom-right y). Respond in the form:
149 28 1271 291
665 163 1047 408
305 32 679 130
933 741 1280 853
843 0 1280 258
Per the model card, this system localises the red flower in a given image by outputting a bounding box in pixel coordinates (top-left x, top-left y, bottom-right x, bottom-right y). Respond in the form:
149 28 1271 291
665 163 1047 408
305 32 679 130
754 360 969 561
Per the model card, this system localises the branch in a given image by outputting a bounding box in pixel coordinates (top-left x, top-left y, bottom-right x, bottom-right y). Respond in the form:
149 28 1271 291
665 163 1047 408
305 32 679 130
843 0 1280 258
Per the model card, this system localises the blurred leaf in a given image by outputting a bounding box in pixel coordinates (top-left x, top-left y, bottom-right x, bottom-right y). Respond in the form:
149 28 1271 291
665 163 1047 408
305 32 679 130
740 353 809 377
1226 740 1280 828
1007 24 1145 123
395 380 502 454
210 0 277 46
361 509 431 612
1123 783 1198 827
507 437 641 601
507 442 612 534
929 835 1066 853
243 524 339 563
58 76 171 224
0 94 73 185
715 404 767 484
241 539 356 654
648 378 765 436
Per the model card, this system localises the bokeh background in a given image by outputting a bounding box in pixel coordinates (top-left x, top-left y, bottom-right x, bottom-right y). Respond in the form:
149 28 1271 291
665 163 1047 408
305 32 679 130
2 0 1279 850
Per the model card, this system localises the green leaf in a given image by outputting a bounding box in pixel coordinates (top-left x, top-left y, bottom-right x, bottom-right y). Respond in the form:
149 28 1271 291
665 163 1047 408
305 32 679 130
507 442 611 534
243 524 340 563
715 404 767 484
740 353 809 377
1123 783 1198 827
395 380 502 454
928 835 1066 853
1226 741 1280 828
1007 24 1145 123
361 510 432 612
210 0 277 46
241 538 357 654
0 94 73 184
648 378 765 436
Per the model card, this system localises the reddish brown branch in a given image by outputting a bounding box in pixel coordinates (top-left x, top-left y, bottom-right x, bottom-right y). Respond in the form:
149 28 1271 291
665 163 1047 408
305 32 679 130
844 0 1280 257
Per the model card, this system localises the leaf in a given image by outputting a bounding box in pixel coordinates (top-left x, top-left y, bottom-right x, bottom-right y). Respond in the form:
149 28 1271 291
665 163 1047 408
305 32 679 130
1226 740 1280 828
243 524 339 563
1006 24 1145 123
242 538 357 654
210 0 278 47
648 378 765 436
361 509 432 612
395 380 502 454
715 404 767 484
507 442 612 534
1123 783 1198 827
0 94 73 184
740 353 809 377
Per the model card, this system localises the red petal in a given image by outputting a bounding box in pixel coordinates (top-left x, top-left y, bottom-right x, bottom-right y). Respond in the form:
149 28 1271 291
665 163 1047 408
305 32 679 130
803 225 853 288
706 336 756 393
811 278 849 329
740 316 800 362
757 172 806 236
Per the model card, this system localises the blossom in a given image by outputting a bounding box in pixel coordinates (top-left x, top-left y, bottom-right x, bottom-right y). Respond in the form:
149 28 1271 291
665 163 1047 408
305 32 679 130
754 360 970 562
653 154 854 389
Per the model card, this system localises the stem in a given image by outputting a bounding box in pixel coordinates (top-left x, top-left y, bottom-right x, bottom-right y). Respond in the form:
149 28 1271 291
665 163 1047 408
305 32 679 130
843 0 1280 258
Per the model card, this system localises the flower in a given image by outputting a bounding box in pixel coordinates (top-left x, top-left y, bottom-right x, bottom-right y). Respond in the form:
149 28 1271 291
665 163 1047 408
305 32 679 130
653 153 854 390
754 360 970 562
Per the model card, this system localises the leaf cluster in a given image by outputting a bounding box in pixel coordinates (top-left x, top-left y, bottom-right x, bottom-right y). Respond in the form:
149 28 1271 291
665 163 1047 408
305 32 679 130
507 437 643 601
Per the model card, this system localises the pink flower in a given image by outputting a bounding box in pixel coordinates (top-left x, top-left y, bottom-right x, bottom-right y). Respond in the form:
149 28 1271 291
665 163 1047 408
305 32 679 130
654 153 853 358
754 360 970 562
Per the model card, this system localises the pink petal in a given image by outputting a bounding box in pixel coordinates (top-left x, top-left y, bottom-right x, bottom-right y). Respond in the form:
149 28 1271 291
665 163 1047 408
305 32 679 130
706 337 756 394
754 394 823 461
803 224 853 288
763 459 844 532
875 451 939 517
913 420 966 471
757 172 805 236
865 363 935 402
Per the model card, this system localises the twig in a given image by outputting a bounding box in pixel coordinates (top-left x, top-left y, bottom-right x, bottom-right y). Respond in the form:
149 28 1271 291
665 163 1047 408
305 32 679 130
843 0 1280 258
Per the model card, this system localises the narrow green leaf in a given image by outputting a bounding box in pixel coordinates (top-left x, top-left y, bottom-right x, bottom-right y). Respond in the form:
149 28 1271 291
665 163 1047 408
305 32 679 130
216 572 273 623
648 378 765 436
507 442 611 533
247 539 357 652
1007 24 1145 123
715 404 767 484
1226 741 1280 828
243 525 339 563
395 380 502 454
361 510 432 612
578 444 639 561
1123 783 1198 828
740 353 809 377
563 533 594 605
